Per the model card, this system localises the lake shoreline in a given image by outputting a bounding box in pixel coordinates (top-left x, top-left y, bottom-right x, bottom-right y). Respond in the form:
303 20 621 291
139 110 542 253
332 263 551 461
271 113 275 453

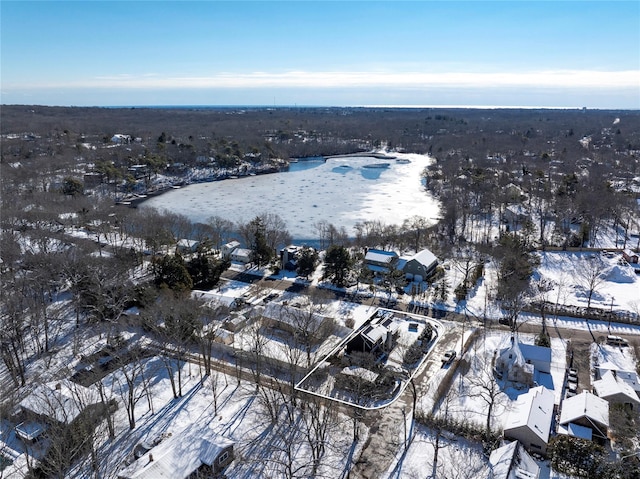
116 150 398 208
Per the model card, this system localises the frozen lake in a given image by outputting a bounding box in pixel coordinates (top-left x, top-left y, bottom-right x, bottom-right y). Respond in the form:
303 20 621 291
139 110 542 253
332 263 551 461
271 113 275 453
141 152 440 242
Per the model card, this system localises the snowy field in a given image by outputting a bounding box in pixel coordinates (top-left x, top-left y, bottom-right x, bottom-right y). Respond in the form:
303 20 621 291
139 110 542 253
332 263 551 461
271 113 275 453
535 251 640 314
424 252 640 330
140 152 440 241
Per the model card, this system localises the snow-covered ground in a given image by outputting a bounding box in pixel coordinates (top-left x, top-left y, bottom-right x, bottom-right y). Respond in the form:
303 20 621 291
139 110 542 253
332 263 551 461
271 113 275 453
140 152 440 241
535 251 640 314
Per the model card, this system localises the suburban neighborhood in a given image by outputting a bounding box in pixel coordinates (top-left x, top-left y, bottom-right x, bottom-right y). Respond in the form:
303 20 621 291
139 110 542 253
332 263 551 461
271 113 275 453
1 105 640 479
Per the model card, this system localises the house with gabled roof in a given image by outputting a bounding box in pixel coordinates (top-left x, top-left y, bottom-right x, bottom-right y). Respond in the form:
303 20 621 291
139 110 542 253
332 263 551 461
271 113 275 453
593 370 640 411
488 440 540 479
117 423 234 479
364 248 398 273
400 248 438 280
558 391 609 443
622 249 639 264
15 380 103 442
496 340 534 386
495 338 551 387
503 386 555 455
221 240 240 259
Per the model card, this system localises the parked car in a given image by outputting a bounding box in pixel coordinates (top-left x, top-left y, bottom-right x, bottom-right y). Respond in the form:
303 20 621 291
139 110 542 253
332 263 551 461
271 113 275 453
263 292 280 303
607 335 628 347
443 350 457 364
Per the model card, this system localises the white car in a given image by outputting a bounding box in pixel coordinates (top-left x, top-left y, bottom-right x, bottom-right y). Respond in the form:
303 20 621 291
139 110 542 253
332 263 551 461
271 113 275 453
443 350 457 364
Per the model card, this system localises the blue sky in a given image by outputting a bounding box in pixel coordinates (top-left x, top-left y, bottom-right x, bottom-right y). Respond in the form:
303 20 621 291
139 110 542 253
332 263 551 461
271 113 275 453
2 1 639 108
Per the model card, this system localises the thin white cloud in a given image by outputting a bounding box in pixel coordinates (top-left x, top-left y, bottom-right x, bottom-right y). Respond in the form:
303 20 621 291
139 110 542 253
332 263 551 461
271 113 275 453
6 70 639 90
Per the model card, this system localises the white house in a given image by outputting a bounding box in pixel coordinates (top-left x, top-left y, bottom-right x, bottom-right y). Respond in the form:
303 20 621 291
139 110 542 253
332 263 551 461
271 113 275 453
117 423 234 479
221 241 241 259
496 340 535 386
495 339 551 387
559 391 609 442
488 440 540 479
230 248 252 264
593 370 640 410
18 380 100 426
16 380 102 442
503 386 555 455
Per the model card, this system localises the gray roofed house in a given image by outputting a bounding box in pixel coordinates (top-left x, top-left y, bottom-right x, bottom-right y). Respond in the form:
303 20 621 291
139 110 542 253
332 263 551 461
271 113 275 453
18 380 100 426
401 248 438 280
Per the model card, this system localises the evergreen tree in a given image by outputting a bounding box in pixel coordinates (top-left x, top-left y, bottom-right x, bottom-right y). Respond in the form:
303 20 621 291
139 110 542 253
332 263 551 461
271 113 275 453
323 245 352 287
153 254 193 292
296 247 319 278
248 216 272 266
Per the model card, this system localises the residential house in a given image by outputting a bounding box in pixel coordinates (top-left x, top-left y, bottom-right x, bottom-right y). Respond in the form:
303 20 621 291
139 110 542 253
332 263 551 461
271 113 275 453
593 370 640 410
111 134 131 144
83 172 104 187
503 386 555 455
260 302 336 337
495 340 535 387
503 204 529 230
364 249 398 273
230 248 252 264
176 239 199 254
117 423 234 479
496 338 551 387
595 360 640 398
346 310 402 355
518 343 551 374
221 241 241 259
558 391 609 443
488 440 540 479
622 249 639 264
16 380 102 442
280 244 309 271
400 248 439 281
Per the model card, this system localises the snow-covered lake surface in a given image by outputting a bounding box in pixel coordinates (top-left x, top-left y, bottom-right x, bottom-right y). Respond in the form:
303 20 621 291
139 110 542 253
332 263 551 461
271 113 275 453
140 152 440 242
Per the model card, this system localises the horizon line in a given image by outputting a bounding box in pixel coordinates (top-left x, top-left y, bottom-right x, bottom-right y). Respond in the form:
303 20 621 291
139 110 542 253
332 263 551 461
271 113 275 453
4 103 639 111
